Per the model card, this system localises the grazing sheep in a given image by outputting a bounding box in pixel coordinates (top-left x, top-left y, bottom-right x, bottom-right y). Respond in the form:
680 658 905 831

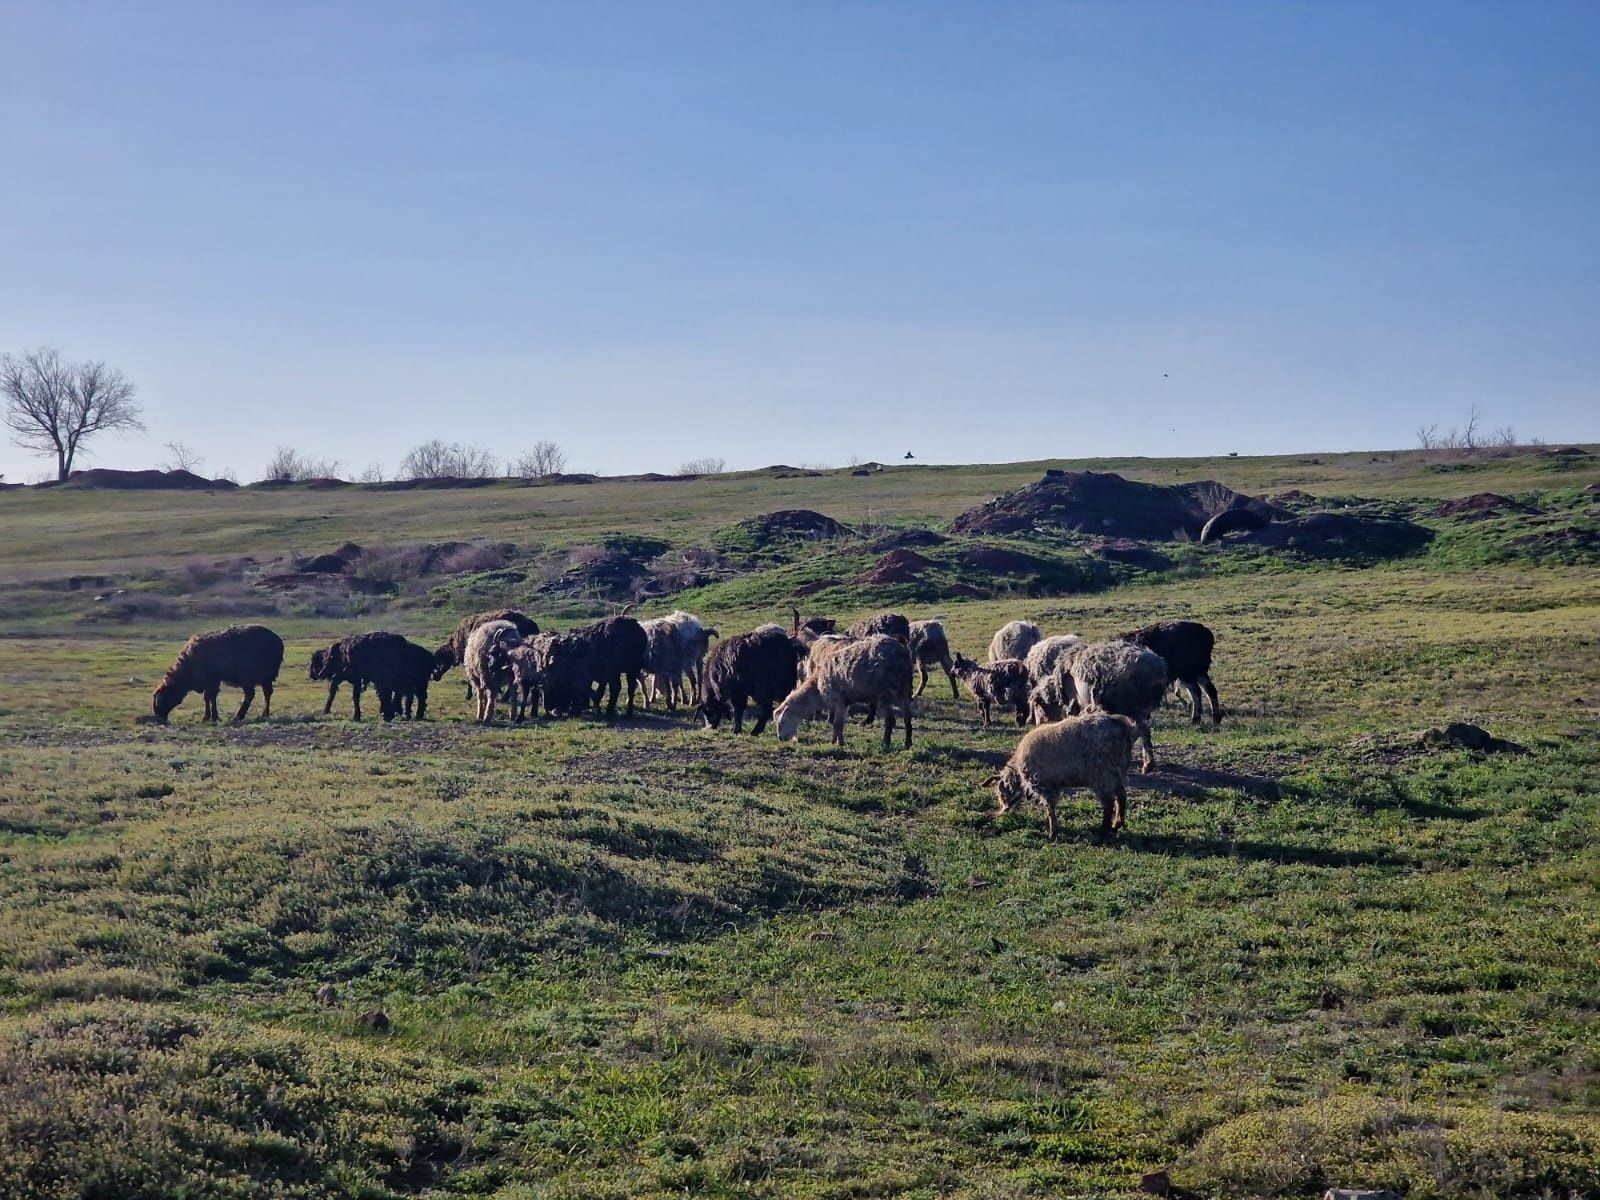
774 635 914 750
309 632 434 721
698 625 806 735
433 609 540 696
569 615 648 718
464 620 523 723
846 611 911 643
908 619 958 699
529 632 594 717
152 624 284 723
1067 641 1170 773
988 620 1042 665
986 712 1140 840
951 652 1030 727
640 611 718 709
1117 619 1222 724
1023 634 1086 685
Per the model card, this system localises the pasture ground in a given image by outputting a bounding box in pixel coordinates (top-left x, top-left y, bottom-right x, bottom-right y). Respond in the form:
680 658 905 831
1 451 1597 1199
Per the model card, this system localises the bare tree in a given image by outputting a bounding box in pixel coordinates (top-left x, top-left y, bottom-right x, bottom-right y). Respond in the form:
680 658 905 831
399 439 498 480
1461 403 1482 450
1491 425 1517 448
262 446 343 482
2 348 144 480
162 441 204 473
1415 423 1439 450
357 462 387 483
510 440 567 478
679 455 726 475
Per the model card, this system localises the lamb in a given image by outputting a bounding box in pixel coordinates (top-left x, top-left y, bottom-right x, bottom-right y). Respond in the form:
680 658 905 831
309 632 434 721
988 620 1042 664
697 625 806 734
433 609 540 696
152 624 284 723
1027 668 1076 726
846 611 911 643
1023 634 1086 685
504 643 542 722
1067 641 1171 773
908 618 958 699
774 634 914 750
664 610 717 703
951 652 1031 727
464 620 523 723
985 713 1140 840
568 615 648 718
1117 619 1222 724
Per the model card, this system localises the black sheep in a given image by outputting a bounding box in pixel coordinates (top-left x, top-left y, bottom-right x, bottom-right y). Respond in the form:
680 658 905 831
1116 619 1222 724
568 615 648 718
697 625 806 735
153 625 284 723
310 632 432 721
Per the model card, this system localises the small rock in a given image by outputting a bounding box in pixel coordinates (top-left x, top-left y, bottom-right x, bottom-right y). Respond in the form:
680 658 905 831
357 1008 390 1031
968 876 991 891
1139 1170 1172 1196
1050 999 1069 1013
316 983 338 1006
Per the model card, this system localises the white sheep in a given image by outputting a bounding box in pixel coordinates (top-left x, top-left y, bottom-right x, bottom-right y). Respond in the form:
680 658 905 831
986 712 1140 840
989 619 1042 664
774 634 914 751
1023 634 1085 685
641 610 719 709
464 620 522 723
1067 641 1170 773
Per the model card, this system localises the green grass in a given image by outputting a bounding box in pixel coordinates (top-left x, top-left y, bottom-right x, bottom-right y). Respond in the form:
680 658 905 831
1 454 1598 1198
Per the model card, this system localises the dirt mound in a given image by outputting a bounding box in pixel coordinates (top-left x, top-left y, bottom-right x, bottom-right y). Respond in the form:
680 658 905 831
58 468 236 490
740 509 853 542
1228 512 1433 558
791 578 844 598
1269 489 1316 506
1087 538 1173 571
543 552 650 600
369 476 500 491
852 549 933 585
945 583 991 599
951 471 1282 542
298 554 350 574
1430 493 1540 521
1535 446 1591 458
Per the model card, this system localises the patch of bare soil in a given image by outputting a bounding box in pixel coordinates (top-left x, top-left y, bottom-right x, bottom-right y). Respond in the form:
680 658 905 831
56 468 237 490
1429 493 1540 521
852 549 933 585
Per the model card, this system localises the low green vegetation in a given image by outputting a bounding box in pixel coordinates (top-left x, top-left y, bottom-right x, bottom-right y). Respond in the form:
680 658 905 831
1 451 1597 1198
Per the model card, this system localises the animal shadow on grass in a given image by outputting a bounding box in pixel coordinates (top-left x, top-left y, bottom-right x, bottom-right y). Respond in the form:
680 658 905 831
1128 762 1282 801
1351 777 1488 822
1120 831 1413 868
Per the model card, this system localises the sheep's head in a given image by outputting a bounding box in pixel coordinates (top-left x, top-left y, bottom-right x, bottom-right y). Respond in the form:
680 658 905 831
308 648 330 681
951 651 978 678
430 644 456 681
987 766 1025 814
773 686 821 741
151 681 184 723
696 697 730 729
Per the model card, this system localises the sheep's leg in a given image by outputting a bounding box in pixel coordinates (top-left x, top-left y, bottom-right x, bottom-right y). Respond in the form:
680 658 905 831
831 710 847 746
1098 788 1114 836
915 662 929 697
750 701 773 736
1046 796 1059 842
416 687 428 721
323 681 339 715
1184 679 1204 724
979 700 991 727
1202 675 1223 724
233 686 255 722
203 686 220 722
1113 781 1128 831
625 671 639 718
1137 720 1157 773
732 696 746 734
1015 699 1028 726
260 681 273 718
902 701 912 749
882 705 894 751
351 682 363 721
944 657 958 701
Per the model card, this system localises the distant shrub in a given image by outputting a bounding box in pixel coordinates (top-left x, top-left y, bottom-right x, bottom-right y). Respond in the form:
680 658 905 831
436 543 508 574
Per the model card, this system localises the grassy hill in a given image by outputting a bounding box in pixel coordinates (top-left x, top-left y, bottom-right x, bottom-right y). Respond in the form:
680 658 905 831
0 448 1597 1198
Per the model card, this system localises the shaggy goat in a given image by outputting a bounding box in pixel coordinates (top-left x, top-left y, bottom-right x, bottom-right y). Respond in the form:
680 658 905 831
908 619 958 699
1023 634 1086 685
309 632 433 721
528 632 594 717
1117 619 1222 724
434 609 540 695
153 624 284 723
988 620 1042 665
569 615 648 718
1067 641 1170 773
951 652 1030 727
697 625 806 734
846 611 911 643
464 620 523 723
986 712 1140 840
774 635 914 750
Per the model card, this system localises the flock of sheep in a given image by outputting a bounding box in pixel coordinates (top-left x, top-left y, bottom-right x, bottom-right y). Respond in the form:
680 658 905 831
148 607 1223 839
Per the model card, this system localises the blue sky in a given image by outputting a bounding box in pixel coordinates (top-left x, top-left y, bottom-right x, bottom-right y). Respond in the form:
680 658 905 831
1 1 1595 481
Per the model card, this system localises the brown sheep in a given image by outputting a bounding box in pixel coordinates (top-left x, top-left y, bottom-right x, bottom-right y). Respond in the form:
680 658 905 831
986 713 1139 840
434 609 540 695
908 618 958 699
846 611 911 643
152 625 284 723
774 635 914 750
951 652 1030 726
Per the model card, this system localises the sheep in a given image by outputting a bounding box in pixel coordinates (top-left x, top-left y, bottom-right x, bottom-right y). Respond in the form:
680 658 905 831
1027 668 1076 726
1023 634 1085 685
504 643 542 722
433 609 540 696
666 610 718 703
908 619 958 699
528 632 594 717
1067 641 1171 773
639 611 717 710
309 632 433 721
846 611 911 643
152 624 284 723
774 634 914 751
568 615 648 718
1117 619 1222 724
988 619 1042 664
464 620 523 723
697 624 806 734
951 652 1030 727
789 607 838 646
985 712 1140 840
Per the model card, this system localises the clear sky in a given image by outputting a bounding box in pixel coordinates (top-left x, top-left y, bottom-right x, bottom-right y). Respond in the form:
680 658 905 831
2 1 1595 482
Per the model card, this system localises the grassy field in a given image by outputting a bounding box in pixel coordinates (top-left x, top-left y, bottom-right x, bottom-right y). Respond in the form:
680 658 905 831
1 450 1597 1199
